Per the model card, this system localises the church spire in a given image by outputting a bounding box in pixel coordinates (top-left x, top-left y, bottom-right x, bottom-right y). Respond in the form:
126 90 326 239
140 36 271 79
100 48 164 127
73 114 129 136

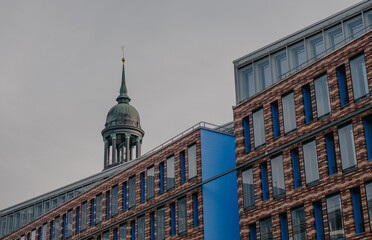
116 46 131 103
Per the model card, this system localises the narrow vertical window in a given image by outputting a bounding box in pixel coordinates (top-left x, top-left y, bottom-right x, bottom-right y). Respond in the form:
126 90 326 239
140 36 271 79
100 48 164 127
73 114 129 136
150 212 155 240
192 193 199 228
271 155 286 198
95 194 102 224
66 210 72 238
157 207 165 240
291 206 306 240
102 231 109 240
242 168 255 209
112 185 119 216
350 54 368 99
314 74 331 117
271 101 280 139
253 108 266 147
302 84 313 123
38 227 41 240
42 224 47 240
137 215 145 240
326 194 344 239
123 182 127 211
336 65 349 107
113 229 118 240
363 115 372 160
243 116 251 152
260 218 272 240
147 167 155 200
325 133 337 175
49 221 53 240
159 162 165 193
128 176 136 208
271 49 288 82
140 172 145 203
80 203 86 232
180 151 186 183
119 223 127 240
90 199 94 226
325 24 343 51
62 215 66 240
178 197 187 234
170 203 176 236
289 41 306 72
338 124 357 170
237 64 254 102
255 57 272 90
313 201 324 240
76 207 80 234
366 182 372 230
307 33 325 61
249 224 257 240
291 148 301 189
279 213 289 240
303 140 319 184
260 162 269 201
31 230 36 240
188 144 197 179
282 92 297 133
166 156 175 190
106 191 110 219
351 187 365 234
131 221 135 240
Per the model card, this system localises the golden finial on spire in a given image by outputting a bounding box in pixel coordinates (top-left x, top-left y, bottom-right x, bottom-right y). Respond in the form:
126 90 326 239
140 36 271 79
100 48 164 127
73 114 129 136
121 45 125 64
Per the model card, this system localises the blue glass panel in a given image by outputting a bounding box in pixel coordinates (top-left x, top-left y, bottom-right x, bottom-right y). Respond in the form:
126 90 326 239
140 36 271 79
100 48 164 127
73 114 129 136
302 84 313 123
159 163 164 193
243 117 251 152
113 229 118 240
62 215 66 240
260 163 269 201
50 221 53 240
313 201 324 240
90 199 94 226
249 224 257 240
280 213 289 240
336 65 349 107
106 191 110 219
76 206 80 233
271 101 280 139
351 188 365 234
291 148 301 189
140 173 145 203
170 203 176 236
325 133 337 175
193 193 199 228
150 212 155 240
123 182 127 211
180 152 186 183
364 115 372 160
131 221 135 240
38 228 41 240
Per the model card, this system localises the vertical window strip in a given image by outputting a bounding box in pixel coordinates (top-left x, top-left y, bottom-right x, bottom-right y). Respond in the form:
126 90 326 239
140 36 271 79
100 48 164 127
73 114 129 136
112 185 119 216
119 223 127 240
49 221 53 240
66 210 72 238
291 148 301 189
365 182 372 230
140 172 145 203
113 228 118 240
350 54 368 100
159 162 165 193
128 176 136 208
180 151 186 183
260 163 269 201
279 213 289 240
351 188 365 234
150 212 155 240
137 215 145 240
38 227 41 240
282 92 297 133
314 74 331 117
95 194 102 224
249 224 257 240
188 144 197 179
242 168 255 208
54 217 59 240
147 167 155 200
271 155 286 198
313 201 324 240
178 197 187 234
62 215 66 240
106 191 110 219
243 116 251 152
253 108 266 147
131 221 135 240
170 203 176 236
157 207 165 240
90 199 94 226
326 194 344 239
291 206 306 240
271 101 280 139
192 193 199 228
338 124 357 170
260 218 272 240
123 182 127 211
336 65 349 107
76 207 80 234
303 140 320 184
363 115 372 160
325 133 337 175
167 156 175 190
81 202 87 231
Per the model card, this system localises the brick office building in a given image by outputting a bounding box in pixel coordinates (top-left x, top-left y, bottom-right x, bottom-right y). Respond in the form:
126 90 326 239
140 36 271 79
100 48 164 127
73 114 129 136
233 1 372 240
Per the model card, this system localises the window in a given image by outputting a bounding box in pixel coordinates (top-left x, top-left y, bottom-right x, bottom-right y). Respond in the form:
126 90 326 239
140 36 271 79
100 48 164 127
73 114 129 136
302 84 313 124
150 212 155 240
90 199 94 226
366 10 372 30
44 201 50 214
178 197 187 234
291 206 306 240
31 230 36 240
167 156 175 190
237 64 254 102
271 49 288 82
113 229 118 240
282 92 297 133
128 176 136 208
123 182 127 211
325 133 337 175
38 228 41 240
131 221 135 240
49 221 53 240
364 115 372 160
137 215 145 240
42 224 47 240
249 224 257 240
260 163 269 201
192 193 199 228
157 207 165 240
326 194 344 239
325 24 344 52
103 231 109 240
147 167 155 200
303 140 319 184
260 218 272 240
344 15 364 39
271 155 285 198
291 148 302 189
159 162 165 193
119 223 127 240
314 74 331 117
188 144 197 179
338 124 357 170
289 41 306 72
180 151 186 183
66 210 72 238
140 172 145 202
112 185 119 216
255 57 271 90
313 201 324 240
351 187 365 234
271 101 280 139
350 54 368 99
253 108 265 147
243 116 251 152
54 217 59 240
336 65 349 107
106 191 110 219
242 168 255 209
170 203 176 236
279 213 289 240
307 33 325 61
366 182 372 230
95 194 102 224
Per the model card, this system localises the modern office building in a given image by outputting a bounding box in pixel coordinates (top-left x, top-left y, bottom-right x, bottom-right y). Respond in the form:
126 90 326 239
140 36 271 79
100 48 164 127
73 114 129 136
1 1 372 240
233 1 372 239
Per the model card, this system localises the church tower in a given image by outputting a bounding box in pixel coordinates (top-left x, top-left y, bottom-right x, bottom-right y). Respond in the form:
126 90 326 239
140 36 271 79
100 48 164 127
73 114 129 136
101 51 144 169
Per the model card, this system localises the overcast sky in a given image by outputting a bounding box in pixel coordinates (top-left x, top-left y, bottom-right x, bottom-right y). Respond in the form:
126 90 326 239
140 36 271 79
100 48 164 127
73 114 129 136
0 0 362 210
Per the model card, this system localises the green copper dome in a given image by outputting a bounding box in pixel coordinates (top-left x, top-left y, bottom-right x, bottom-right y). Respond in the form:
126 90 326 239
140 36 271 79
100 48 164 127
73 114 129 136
105 102 141 128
